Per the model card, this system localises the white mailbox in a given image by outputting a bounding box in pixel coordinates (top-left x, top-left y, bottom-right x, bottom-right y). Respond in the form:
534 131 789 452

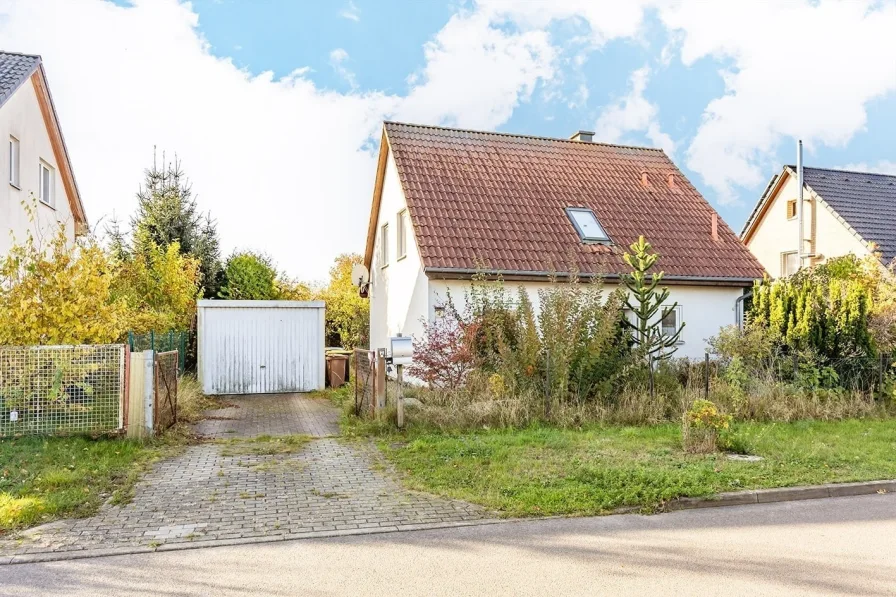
390 336 414 366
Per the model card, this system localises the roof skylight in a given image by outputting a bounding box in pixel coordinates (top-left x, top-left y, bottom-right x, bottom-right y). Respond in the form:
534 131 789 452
565 207 610 243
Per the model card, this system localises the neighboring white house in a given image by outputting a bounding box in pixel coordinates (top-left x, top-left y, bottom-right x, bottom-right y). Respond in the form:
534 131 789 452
362 122 766 360
0 51 87 256
741 165 896 277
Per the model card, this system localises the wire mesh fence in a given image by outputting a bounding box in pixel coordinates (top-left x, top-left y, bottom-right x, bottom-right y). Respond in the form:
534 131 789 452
128 330 188 373
0 344 125 437
154 350 179 432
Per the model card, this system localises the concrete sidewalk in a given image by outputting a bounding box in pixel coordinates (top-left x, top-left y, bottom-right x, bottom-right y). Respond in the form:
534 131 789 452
3 493 894 596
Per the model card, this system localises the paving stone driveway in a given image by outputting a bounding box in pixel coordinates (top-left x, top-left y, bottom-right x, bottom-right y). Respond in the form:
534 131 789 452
0 393 488 562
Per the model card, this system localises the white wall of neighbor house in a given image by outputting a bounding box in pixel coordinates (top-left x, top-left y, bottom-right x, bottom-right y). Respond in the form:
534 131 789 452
746 171 872 277
368 148 429 353
0 76 76 257
427 279 744 360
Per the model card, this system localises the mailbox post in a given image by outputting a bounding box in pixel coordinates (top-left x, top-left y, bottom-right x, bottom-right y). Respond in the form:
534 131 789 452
389 335 414 429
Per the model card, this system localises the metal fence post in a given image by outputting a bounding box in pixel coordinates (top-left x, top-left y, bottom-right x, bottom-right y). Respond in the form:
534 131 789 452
704 352 710 400
649 355 655 401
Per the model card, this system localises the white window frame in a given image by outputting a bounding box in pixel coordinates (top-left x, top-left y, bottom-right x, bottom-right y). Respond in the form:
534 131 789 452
38 160 54 207
8 136 20 188
781 251 799 277
397 209 408 260
380 223 390 267
660 305 683 344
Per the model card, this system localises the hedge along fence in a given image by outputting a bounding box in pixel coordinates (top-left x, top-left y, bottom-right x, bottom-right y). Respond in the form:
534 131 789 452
0 344 126 437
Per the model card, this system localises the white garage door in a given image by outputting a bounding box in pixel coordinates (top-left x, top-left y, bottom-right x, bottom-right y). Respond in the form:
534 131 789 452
197 300 325 395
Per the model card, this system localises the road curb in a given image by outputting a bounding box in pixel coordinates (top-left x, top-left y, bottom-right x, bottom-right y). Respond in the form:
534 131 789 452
668 479 896 511
0 519 507 566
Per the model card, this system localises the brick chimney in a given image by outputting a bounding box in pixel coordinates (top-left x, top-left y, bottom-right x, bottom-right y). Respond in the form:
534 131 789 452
569 130 594 142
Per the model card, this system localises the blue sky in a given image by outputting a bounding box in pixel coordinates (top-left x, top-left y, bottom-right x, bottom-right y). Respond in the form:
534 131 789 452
190 0 896 233
4 0 896 279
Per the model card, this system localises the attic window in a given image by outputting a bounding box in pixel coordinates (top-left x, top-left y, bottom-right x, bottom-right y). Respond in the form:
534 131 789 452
565 207 610 243
786 199 797 220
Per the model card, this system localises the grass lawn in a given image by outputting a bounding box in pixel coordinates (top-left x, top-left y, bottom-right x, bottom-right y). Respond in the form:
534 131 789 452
376 419 896 517
0 434 183 533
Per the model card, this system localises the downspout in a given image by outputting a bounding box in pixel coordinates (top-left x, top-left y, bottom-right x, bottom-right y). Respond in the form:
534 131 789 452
797 139 804 270
735 291 753 330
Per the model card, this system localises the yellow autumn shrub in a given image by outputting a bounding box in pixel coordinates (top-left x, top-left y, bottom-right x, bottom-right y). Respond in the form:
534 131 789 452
0 228 126 345
113 242 201 334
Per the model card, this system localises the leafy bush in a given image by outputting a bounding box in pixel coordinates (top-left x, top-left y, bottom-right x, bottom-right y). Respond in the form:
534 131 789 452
682 399 731 453
113 241 201 334
218 251 278 300
407 313 476 389
0 226 125 345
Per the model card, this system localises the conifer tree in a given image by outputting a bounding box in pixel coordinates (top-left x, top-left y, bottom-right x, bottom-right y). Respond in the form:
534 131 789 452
621 236 685 359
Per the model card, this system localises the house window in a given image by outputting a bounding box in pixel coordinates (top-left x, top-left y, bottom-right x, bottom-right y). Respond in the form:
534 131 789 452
786 199 797 220
380 223 389 266
397 209 408 259
661 306 683 342
8 136 19 188
565 207 610 243
434 306 445 319
39 161 54 207
781 251 799 276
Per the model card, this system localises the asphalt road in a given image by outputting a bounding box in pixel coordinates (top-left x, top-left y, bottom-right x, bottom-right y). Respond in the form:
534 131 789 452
3 493 895 596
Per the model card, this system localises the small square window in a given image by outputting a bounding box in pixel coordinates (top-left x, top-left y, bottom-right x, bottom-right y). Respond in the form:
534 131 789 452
39 161 54 207
380 223 389 267
565 207 610 243
786 199 797 219
397 209 408 259
781 251 799 276
9 136 20 188
661 305 682 341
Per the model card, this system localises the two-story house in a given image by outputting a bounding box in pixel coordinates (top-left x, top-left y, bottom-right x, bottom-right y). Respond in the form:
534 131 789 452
741 165 896 277
1 51 87 256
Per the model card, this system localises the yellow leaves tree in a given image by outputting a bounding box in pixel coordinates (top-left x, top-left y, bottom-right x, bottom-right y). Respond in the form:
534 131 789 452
0 228 125 345
112 242 201 334
318 254 369 349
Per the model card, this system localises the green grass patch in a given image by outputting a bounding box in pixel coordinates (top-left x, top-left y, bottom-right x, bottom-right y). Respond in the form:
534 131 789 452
377 419 896 517
0 434 180 532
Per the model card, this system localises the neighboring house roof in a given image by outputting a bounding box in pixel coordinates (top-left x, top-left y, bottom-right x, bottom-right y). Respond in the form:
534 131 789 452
0 51 40 108
363 122 765 284
741 165 896 264
0 51 87 231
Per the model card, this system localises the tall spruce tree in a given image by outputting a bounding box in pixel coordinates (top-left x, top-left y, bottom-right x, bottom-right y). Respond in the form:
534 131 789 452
128 153 223 297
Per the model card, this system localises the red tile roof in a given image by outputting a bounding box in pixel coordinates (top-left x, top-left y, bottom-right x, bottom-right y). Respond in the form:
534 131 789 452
367 122 765 283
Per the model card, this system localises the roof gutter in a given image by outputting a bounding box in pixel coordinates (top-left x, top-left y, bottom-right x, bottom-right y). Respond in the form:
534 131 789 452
424 267 758 287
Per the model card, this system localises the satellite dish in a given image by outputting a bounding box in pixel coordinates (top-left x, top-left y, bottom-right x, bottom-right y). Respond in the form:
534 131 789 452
351 263 370 287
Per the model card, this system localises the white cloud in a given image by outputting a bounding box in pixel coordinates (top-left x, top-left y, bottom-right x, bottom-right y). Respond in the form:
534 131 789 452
397 9 555 129
594 66 676 155
329 47 357 89
840 160 896 175
0 0 556 279
480 0 896 201
657 0 896 198
339 1 360 22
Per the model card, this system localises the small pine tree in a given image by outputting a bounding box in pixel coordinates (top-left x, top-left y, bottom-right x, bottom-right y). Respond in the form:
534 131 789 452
621 236 685 359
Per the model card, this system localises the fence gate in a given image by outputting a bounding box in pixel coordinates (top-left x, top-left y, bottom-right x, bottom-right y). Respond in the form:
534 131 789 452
197 300 326 395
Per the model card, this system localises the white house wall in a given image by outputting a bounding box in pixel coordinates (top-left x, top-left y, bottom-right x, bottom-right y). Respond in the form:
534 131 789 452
0 77 76 256
368 148 429 352
428 279 744 360
746 171 871 277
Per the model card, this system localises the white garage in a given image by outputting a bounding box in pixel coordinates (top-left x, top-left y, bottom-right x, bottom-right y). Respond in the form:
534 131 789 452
197 300 326 395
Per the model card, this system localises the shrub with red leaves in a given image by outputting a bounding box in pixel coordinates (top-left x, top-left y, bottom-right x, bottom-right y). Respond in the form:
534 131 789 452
407 315 478 389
